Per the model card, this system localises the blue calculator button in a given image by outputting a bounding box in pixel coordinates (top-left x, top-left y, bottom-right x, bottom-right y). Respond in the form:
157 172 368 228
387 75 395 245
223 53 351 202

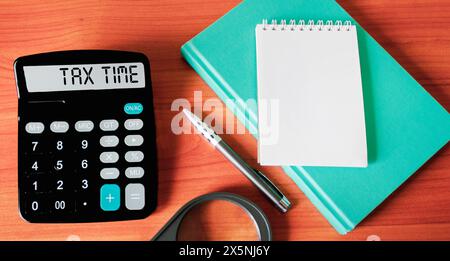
100 184 120 211
124 103 143 115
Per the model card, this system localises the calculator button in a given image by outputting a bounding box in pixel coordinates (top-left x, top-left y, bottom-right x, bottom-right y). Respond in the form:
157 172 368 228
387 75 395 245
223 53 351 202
99 120 119 131
125 167 144 179
78 139 90 151
25 176 48 194
75 195 93 214
24 197 48 215
27 140 45 154
100 184 121 211
53 178 67 192
78 158 91 172
25 122 45 134
124 119 144 130
75 175 90 193
125 183 145 210
100 168 120 179
99 152 119 163
27 156 47 173
125 151 144 163
50 121 69 133
75 120 94 132
76 199 90 211
52 139 67 153
100 135 119 147
52 158 66 172
49 198 73 214
124 135 143 147
124 103 143 115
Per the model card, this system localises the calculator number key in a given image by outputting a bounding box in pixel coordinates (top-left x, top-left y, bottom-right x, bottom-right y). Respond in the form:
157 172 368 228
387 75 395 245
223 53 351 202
31 201 40 211
53 200 66 210
81 179 89 190
27 140 45 154
81 159 89 169
25 198 47 215
51 178 71 193
81 139 89 150
76 139 91 152
49 199 73 214
31 160 39 172
28 156 47 173
55 140 64 151
26 177 48 194
55 179 64 191
77 159 91 174
32 180 39 191
74 175 89 192
31 141 39 151
53 159 64 171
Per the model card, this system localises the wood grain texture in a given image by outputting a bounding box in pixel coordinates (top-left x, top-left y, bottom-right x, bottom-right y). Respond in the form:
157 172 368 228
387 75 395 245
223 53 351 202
0 0 449 241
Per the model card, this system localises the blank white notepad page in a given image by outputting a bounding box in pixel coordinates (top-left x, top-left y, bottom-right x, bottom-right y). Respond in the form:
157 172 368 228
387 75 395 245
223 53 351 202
256 21 367 167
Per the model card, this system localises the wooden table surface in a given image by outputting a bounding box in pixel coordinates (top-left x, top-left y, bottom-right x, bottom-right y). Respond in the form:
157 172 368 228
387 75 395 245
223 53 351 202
0 0 449 241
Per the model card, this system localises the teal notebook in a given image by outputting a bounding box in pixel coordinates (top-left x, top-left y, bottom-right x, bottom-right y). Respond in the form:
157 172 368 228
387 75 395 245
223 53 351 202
181 0 450 234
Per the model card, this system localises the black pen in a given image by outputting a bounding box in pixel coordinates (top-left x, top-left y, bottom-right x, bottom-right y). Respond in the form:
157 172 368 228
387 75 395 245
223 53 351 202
183 109 291 213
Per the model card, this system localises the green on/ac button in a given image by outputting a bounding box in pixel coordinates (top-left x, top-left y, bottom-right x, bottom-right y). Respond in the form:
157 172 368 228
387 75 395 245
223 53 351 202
124 103 143 115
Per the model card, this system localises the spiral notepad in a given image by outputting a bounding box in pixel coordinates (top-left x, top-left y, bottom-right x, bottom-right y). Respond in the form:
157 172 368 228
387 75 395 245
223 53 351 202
256 19 367 167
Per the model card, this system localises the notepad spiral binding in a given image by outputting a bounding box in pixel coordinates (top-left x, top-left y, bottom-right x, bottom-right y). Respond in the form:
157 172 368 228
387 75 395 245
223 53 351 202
261 19 353 31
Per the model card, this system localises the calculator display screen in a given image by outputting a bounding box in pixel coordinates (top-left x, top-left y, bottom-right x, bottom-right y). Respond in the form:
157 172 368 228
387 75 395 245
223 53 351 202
23 62 145 92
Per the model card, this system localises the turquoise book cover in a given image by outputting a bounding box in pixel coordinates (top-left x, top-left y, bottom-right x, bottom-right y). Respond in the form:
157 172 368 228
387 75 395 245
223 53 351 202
181 0 450 234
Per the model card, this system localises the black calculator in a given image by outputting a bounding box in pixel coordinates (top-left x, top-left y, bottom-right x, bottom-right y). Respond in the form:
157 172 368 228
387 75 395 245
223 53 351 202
14 50 158 222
